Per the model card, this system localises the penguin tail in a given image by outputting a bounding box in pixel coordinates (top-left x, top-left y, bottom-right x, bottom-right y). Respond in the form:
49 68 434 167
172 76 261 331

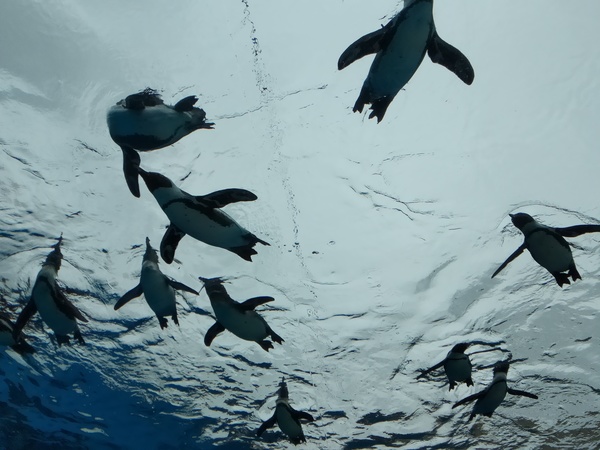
569 265 582 282
11 339 35 355
121 146 142 197
189 107 215 130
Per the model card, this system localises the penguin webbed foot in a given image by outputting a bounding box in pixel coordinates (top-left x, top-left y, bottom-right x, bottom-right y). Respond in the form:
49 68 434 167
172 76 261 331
448 381 457 391
56 334 71 346
553 272 571 287
159 317 169 329
172 314 179 326
74 330 85 345
569 265 582 282
466 377 474 387
368 97 392 123
258 340 274 352
269 330 284 345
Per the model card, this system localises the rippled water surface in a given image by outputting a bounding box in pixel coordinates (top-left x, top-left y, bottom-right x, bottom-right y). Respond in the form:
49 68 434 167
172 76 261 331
1 1 600 449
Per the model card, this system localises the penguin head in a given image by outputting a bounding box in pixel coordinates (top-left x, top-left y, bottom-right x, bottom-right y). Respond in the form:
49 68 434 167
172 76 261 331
451 343 470 354
138 169 173 192
43 236 63 271
510 213 535 230
144 237 159 264
493 361 510 376
198 276 229 297
277 378 289 400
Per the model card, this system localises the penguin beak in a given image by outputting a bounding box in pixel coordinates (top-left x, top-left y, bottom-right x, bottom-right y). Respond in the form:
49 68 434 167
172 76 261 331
509 214 515 218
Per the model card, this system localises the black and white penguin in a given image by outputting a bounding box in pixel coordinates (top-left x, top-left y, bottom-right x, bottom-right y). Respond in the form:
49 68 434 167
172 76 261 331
453 361 538 421
417 343 473 390
338 0 474 122
199 277 283 352
138 169 269 263
114 238 199 329
256 378 315 445
492 213 600 287
106 88 214 197
12 237 88 346
0 311 35 354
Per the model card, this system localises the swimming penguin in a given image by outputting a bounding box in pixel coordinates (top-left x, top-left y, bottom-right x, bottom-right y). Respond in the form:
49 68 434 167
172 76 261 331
12 236 88 346
114 238 199 329
417 343 473 390
199 277 283 351
256 378 315 444
0 311 35 354
338 0 474 122
453 361 538 421
106 88 214 197
417 341 508 390
138 169 269 263
492 213 600 287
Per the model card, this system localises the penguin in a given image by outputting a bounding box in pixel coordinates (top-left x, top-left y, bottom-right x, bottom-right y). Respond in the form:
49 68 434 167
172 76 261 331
114 238 199 329
138 169 269 263
106 88 214 197
492 213 600 287
417 343 473 390
12 237 88 346
0 312 35 354
256 378 315 445
338 0 474 122
453 361 538 421
198 277 283 352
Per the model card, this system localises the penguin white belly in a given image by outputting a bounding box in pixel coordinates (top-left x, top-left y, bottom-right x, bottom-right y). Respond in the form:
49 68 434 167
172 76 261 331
141 264 176 317
212 302 268 341
163 202 249 248
107 105 190 149
32 280 76 335
366 2 433 97
474 381 507 416
445 356 471 382
527 232 573 272
276 404 303 440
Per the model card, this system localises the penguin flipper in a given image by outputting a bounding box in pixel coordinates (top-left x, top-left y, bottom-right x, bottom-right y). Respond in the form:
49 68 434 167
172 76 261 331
160 224 187 264
555 224 600 238
204 321 225 346
452 391 484 409
293 410 315 423
12 299 38 339
256 413 277 437
121 146 141 198
491 244 527 278
173 95 198 112
240 296 275 311
416 360 445 379
198 189 258 209
55 289 88 323
338 22 394 70
427 30 475 85
168 279 199 295
115 284 143 310
507 388 538 399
